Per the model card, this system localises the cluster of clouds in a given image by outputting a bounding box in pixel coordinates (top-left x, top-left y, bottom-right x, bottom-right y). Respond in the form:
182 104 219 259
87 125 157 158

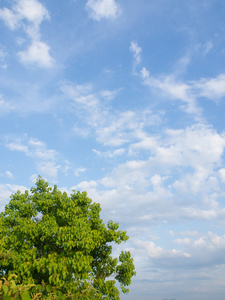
74 125 225 222
2 134 88 185
0 0 53 68
125 229 225 299
0 0 120 68
59 42 225 284
134 231 225 268
5 136 60 180
61 82 161 148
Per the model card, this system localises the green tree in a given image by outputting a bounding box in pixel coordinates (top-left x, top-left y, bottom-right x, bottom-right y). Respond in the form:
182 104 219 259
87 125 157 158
0 177 135 299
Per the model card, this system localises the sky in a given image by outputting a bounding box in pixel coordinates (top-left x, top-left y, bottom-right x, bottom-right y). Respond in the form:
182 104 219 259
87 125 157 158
1 0 225 299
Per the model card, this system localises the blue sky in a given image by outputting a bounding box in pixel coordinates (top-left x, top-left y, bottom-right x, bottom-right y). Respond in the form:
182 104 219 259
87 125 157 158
1 0 225 299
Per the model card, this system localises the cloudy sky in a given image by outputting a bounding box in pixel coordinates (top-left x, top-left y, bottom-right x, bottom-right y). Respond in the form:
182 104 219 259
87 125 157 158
1 0 225 299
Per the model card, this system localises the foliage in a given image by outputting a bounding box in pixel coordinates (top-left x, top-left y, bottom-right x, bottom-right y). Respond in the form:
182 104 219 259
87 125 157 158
0 274 87 299
0 274 36 300
0 177 135 299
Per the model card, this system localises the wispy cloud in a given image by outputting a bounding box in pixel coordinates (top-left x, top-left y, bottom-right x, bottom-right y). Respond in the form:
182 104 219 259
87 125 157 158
61 82 161 147
130 41 225 118
5 137 60 181
5 137 57 160
0 96 14 115
141 67 201 116
74 167 86 177
5 171 14 179
129 41 142 74
93 148 125 158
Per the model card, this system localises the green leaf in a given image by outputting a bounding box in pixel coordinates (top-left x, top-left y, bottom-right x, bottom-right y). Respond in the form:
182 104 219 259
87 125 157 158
2 285 9 295
21 291 32 300
46 285 52 292
10 279 17 290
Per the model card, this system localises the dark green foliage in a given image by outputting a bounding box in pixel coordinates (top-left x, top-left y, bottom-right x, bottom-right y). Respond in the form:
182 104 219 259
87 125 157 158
0 177 135 299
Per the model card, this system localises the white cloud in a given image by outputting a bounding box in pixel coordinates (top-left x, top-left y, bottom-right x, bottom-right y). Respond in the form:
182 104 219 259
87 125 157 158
173 52 191 76
194 232 225 249
0 98 14 115
5 137 57 161
131 125 225 172
133 238 191 259
28 139 57 160
127 231 225 282
61 83 99 108
196 41 213 56
14 0 49 27
218 168 225 183
73 123 225 228
6 140 29 153
129 41 142 73
86 0 120 21
193 74 225 100
140 67 201 116
30 173 38 184
18 40 54 68
183 207 220 221
131 136 159 151
99 89 121 100
174 232 225 267
61 82 161 147
0 0 49 30
160 126 225 169
5 136 60 182
61 160 71 175
96 110 159 147
73 126 90 138
0 0 53 68
96 110 138 146
203 41 213 55
93 148 125 158
76 180 98 194
131 42 225 118
0 7 20 30
37 161 60 182
74 167 86 177
5 171 14 179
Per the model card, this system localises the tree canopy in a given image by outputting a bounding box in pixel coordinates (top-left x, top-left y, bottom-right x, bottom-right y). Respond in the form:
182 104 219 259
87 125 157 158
0 177 135 299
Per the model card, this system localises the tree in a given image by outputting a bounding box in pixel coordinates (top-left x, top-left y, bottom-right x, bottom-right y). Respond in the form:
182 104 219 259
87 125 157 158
0 177 135 299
